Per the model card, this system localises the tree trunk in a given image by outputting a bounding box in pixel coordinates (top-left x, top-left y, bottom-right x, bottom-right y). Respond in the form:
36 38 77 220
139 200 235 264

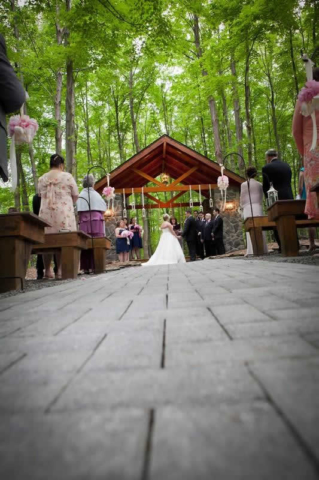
82 81 92 165
221 87 232 152
17 152 29 211
55 3 63 155
289 29 299 99
14 151 21 211
112 90 124 162
193 14 222 163
244 41 253 166
230 57 244 161
29 146 38 192
161 84 170 135
65 0 75 174
200 115 208 157
129 69 140 153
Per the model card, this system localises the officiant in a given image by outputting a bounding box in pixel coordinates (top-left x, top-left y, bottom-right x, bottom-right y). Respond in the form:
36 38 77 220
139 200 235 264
76 174 106 273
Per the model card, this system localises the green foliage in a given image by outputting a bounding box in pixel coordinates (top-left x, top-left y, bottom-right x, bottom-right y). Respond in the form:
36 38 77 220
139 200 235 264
0 0 318 213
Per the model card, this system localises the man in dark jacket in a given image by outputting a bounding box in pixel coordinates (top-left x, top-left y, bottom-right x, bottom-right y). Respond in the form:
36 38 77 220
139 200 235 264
262 149 294 251
211 208 225 256
182 210 197 261
203 213 214 257
0 34 25 182
195 210 205 259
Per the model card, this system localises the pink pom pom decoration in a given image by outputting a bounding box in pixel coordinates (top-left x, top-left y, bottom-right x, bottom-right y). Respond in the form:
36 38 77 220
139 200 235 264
8 115 39 144
298 80 319 103
217 175 229 190
102 186 115 200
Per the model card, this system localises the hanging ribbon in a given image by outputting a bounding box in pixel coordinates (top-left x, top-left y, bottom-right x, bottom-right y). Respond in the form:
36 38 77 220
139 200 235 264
209 184 213 208
189 185 193 208
198 185 203 212
131 187 135 211
122 188 127 218
142 187 146 218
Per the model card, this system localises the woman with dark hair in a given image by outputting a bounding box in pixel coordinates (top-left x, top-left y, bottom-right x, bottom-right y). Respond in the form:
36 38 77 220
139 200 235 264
293 67 319 223
115 219 131 262
240 166 268 256
129 216 143 260
76 174 106 273
38 154 79 278
170 216 182 247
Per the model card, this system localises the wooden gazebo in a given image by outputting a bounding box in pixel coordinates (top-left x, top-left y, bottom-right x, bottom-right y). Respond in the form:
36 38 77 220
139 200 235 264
95 135 244 210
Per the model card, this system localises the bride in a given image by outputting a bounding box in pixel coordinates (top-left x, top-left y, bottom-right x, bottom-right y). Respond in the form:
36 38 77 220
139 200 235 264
142 214 186 266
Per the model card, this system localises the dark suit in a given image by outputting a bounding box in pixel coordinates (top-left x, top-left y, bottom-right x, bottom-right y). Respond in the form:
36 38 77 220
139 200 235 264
32 194 57 279
0 34 25 182
203 220 214 257
195 218 205 259
182 215 197 261
211 215 225 255
262 158 294 250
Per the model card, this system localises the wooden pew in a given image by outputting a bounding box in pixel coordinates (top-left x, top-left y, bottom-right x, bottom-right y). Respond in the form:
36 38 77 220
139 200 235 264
0 213 50 293
32 231 90 280
268 200 319 256
244 216 276 255
86 237 112 274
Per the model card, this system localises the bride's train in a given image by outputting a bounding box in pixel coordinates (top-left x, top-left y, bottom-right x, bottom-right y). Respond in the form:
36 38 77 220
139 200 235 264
142 228 186 266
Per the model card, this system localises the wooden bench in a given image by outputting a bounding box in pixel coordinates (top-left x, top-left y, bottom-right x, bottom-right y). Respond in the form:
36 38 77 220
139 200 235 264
86 237 112 274
32 231 90 280
268 200 319 256
0 213 50 292
244 216 276 255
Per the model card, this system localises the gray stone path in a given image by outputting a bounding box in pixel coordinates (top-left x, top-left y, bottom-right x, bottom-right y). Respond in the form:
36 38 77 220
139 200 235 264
0 259 318 480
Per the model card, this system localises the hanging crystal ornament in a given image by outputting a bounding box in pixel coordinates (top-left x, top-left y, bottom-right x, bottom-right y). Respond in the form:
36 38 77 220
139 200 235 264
209 184 213 208
198 185 203 212
189 185 193 208
141 187 146 218
122 188 127 218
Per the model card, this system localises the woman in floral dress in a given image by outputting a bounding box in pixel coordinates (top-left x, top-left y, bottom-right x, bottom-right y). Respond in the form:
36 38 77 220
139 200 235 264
38 154 79 278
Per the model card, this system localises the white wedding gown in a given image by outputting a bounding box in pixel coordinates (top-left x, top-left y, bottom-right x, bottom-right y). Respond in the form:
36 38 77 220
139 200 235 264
142 228 186 266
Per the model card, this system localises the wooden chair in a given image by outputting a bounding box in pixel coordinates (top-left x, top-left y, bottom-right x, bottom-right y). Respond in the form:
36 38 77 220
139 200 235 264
0 213 50 293
32 231 90 280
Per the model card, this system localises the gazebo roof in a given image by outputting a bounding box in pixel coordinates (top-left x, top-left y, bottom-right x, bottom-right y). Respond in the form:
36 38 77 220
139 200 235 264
95 135 244 195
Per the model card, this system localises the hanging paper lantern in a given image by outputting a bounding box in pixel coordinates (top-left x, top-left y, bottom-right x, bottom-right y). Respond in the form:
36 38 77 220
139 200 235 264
8 114 39 192
217 165 229 211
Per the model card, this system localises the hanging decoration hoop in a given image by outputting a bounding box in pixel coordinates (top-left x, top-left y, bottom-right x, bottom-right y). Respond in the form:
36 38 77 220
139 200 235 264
209 184 213 208
217 165 229 211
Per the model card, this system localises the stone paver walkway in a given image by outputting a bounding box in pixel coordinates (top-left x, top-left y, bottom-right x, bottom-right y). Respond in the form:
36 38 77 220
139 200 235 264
0 259 319 480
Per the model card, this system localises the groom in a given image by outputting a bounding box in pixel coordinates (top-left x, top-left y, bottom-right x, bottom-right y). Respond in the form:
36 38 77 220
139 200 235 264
182 210 197 261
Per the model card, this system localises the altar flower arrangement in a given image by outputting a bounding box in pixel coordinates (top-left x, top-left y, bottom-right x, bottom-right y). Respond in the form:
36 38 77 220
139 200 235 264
102 186 115 201
121 230 134 244
8 114 39 191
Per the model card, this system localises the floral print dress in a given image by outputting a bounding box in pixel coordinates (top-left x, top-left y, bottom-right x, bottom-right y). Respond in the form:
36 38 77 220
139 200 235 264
38 170 79 233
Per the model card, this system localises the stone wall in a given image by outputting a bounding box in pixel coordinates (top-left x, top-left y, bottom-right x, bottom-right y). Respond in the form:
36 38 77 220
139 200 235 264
104 194 123 262
203 186 245 252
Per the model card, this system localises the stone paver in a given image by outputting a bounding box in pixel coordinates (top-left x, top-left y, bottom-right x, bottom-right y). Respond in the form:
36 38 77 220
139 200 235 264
0 259 318 479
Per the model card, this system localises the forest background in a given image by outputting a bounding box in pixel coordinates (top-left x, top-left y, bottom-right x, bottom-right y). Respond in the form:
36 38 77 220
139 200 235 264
0 0 318 251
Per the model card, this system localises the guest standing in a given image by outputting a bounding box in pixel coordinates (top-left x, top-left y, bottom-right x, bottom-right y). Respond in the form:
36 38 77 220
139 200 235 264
298 167 316 251
115 219 130 262
211 208 225 255
195 211 205 259
240 167 268 255
203 213 214 257
32 193 58 279
76 174 106 273
293 67 319 221
38 154 79 279
129 217 143 260
262 149 293 250
182 210 197 261
0 34 26 183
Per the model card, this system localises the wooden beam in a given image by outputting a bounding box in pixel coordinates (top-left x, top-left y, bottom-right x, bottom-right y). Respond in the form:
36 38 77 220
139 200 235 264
133 202 201 210
168 191 186 203
144 193 161 204
132 168 163 187
170 166 199 187
163 140 166 159
115 184 218 194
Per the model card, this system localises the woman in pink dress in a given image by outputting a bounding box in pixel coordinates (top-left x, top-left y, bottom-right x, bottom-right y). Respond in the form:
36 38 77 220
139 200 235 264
38 154 79 278
292 67 319 221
